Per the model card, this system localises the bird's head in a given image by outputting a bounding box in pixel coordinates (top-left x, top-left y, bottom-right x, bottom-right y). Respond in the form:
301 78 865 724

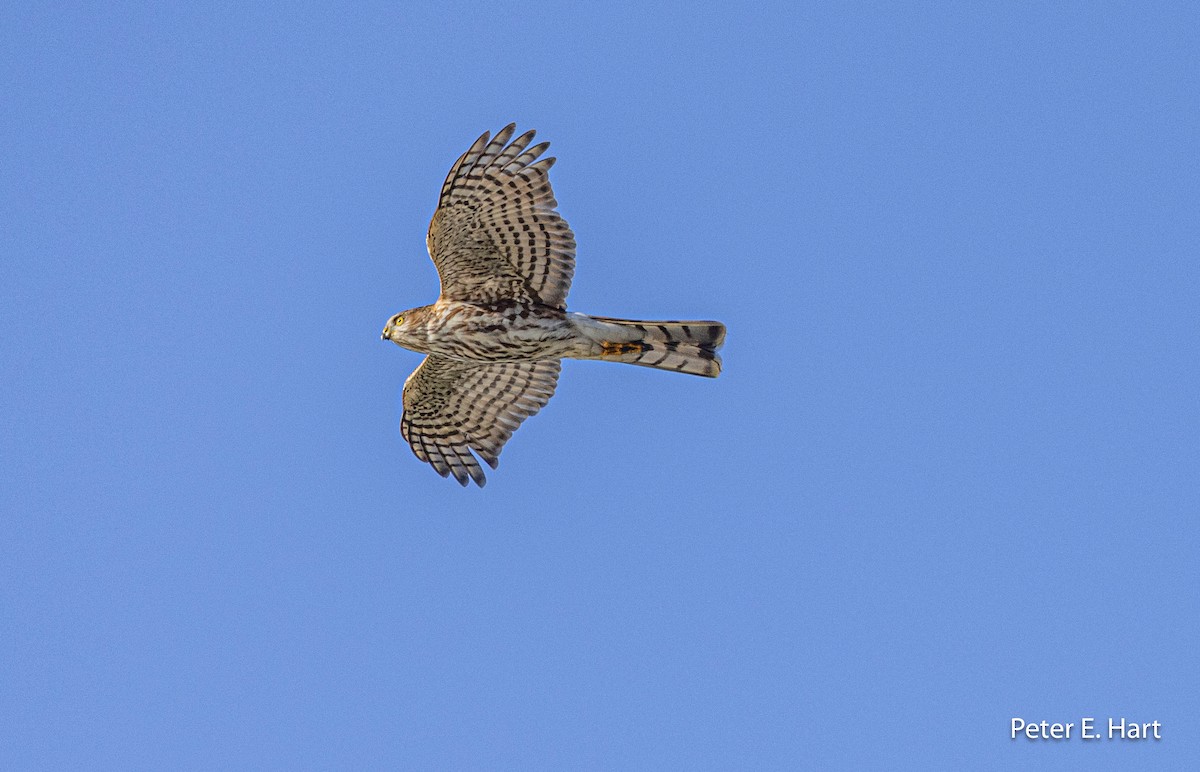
381 308 425 350
381 312 405 341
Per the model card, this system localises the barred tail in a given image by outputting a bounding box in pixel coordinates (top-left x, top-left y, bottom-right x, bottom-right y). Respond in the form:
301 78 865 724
577 315 726 377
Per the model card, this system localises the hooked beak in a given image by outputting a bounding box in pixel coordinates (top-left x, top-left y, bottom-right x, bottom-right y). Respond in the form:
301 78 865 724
381 327 389 341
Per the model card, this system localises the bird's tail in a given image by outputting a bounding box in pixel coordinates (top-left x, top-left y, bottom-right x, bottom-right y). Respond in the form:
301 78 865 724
575 315 726 377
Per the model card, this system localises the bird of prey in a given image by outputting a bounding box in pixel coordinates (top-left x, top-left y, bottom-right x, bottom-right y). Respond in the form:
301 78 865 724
382 124 725 486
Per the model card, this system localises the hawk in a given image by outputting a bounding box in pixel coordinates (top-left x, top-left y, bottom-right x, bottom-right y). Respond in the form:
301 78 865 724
382 124 726 486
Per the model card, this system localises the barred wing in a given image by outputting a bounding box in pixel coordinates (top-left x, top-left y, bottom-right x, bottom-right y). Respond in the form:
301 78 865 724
401 355 561 487
427 124 576 309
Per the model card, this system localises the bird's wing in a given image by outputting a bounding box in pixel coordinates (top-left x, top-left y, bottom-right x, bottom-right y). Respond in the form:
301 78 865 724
401 355 561 487
426 124 576 309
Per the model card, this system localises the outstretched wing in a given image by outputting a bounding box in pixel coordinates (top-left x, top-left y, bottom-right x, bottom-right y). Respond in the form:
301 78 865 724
426 124 576 309
400 355 561 487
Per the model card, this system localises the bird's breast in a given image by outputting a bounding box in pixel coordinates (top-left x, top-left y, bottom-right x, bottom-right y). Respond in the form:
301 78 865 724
422 302 580 362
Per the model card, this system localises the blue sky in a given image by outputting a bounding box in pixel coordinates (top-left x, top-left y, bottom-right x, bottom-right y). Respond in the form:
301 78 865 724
3 2 1197 769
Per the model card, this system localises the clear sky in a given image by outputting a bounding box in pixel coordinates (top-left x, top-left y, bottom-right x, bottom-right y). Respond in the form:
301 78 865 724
3 2 1197 769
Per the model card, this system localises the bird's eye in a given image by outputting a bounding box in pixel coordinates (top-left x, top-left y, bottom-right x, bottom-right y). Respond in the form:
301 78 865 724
395 316 404 325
